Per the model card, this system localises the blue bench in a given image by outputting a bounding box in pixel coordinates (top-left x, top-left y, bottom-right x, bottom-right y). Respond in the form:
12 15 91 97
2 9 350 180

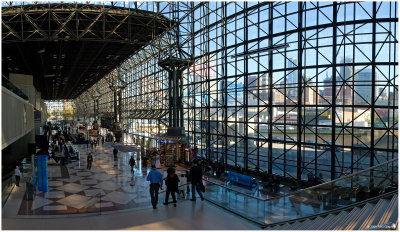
227 171 257 188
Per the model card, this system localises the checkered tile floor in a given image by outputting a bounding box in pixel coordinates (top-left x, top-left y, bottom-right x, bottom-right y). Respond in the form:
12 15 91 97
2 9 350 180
18 143 188 215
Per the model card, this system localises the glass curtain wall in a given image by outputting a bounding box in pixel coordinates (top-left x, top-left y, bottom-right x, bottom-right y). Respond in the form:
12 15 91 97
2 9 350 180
45 100 75 123
182 1 398 181
72 1 398 181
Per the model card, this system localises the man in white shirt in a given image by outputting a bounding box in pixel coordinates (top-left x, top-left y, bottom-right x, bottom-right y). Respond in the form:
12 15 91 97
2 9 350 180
14 166 21 187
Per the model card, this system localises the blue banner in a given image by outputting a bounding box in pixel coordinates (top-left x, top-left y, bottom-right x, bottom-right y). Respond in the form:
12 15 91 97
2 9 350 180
227 171 257 188
37 155 49 192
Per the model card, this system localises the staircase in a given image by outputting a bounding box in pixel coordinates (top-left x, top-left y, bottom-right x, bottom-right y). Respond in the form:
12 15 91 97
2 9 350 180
267 193 398 230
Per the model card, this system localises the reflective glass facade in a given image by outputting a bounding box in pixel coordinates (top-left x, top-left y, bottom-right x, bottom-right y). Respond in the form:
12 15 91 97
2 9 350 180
72 2 398 181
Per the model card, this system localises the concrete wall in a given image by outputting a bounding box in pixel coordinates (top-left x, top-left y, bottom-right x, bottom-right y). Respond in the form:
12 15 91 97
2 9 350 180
9 73 37 107
34 99 48 136
40 99 48 123
35 91 41 110
2 87 35 149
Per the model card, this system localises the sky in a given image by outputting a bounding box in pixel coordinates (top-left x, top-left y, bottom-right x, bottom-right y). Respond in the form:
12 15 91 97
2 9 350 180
3 1 397 85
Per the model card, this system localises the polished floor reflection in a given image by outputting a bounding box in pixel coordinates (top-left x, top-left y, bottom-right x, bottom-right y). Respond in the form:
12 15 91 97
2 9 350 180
12 142 189 216
204 179 353 224
2 141 260 230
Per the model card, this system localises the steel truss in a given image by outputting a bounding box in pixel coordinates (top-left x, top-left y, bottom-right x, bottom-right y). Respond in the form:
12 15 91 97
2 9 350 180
73 1 397 181
2 2 171 99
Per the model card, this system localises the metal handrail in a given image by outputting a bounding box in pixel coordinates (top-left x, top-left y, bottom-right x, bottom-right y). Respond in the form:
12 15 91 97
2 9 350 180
2 171 16 207
264 190 398 229
205 178 265 201
2 75 29 100
272 158 398 201
204 158 398 203
202 158 397 227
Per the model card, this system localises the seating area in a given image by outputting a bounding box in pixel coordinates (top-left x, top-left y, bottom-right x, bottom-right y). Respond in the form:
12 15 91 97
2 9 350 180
72 133 88 144
227 171 257 189
66 143 80 161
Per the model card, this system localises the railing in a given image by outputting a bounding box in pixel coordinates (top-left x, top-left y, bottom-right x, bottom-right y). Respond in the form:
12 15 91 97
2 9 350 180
203 158 398 226
2 172 15 207
2 75 29 100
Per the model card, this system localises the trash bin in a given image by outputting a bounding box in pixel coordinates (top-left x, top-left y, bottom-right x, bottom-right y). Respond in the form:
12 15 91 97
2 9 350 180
26 182 34 200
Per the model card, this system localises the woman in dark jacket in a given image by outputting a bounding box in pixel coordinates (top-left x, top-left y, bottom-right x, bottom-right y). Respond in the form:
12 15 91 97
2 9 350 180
164 167 180 207
113 147 118 160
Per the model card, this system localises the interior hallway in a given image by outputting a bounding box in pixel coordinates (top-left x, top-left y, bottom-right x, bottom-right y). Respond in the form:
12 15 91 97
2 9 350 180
2 141 259 230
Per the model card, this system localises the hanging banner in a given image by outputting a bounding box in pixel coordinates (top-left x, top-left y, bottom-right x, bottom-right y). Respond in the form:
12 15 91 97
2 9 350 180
37 155 49 192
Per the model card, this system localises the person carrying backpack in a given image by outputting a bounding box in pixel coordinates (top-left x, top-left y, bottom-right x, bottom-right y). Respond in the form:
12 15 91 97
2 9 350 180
164 167 180 207
189 160 204 201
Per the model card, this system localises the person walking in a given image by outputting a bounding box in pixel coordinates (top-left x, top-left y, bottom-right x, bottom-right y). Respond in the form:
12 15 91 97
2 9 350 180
113 147 118 161
189 160 204 201
164 167 180 207
64 145 70 164
146 165 163 209
14 166 21 187
58 140 63 153
129 155 136 177
87 152 93 170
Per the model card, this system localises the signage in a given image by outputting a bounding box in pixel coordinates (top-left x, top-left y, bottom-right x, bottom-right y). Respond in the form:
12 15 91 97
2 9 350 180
37 155 49 192
165 154 174 167
34 111 41 123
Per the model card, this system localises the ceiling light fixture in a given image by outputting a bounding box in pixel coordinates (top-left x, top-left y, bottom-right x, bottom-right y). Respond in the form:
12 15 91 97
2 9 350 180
37 48 46 54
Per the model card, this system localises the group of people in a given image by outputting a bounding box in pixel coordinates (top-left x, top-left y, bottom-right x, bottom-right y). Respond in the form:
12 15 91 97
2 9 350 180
146 159 205 209
88 136 105 149
196 158 225 178
49 137 72 165
89 140 97 150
